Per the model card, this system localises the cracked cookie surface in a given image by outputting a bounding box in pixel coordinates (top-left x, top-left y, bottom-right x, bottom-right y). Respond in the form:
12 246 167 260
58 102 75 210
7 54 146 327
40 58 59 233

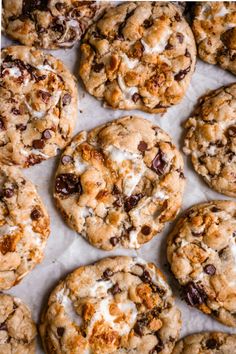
192 2 236 75
0 293 36 354
0 46 77 168
40 256 181 354
0 165 50 290
2 0 106 49
79 1 196 114
54 116 185 250
183 84 236 197
173 332 236 354
167 200 236 327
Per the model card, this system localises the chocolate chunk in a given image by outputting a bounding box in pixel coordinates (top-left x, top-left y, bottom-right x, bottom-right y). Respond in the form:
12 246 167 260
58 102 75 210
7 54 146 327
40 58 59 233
110 237 119 246
124 193 143 212
0 322 7 331
42 129 51 139
22 0 48 14
61 155 73 165
16 124 27 131
102 268 113 279
93 63 104 73
211 206 221 213
151 150 167 175
11 108 20 115
55 174 82 196
183 281 207 306
62 93 71 106
4 188 14 198
175 66 191 81
227 126 236 137
141 225 151 235
30 207 42 220
57 327 65 337
132 92 140 103
205 338 219 350
134 321 145 336
140 270 152 283
112 185 121 195
109 283 121 295
204 264 216 275
32 139 45 149
143 18 153 28
38 90 51 103
52 21 65 33
176 32 184 43
138 141 148 152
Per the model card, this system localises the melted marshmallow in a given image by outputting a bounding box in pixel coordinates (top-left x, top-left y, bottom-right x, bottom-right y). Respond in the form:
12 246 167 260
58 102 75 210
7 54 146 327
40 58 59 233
141 28 172 55
121 54 139 69
88 280 113 297
0 224 18 237
57 289 83 326
118 75 138 101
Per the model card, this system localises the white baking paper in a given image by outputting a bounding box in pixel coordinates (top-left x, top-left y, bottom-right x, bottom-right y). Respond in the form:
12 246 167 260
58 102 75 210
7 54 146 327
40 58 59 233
2 7 236 352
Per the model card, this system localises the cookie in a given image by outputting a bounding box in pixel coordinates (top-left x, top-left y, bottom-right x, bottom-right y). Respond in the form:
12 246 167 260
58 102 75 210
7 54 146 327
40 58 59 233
0 293 37 354
167 200 236 327
0 46 77 168
54 116 185 250
79 2 196 114
192 2 236 75
2 1 107 49
0 165 50 290
40 256 181 354
173 332 236 354
183 84 236 197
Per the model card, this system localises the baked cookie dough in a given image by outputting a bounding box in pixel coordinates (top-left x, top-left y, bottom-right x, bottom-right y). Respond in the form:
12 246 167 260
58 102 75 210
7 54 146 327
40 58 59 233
183 84 236 197
54 116 185 250
167 200 236 327
173 332 236 354
0 293 36 354
40 256 181 354
0 46 77 168
2 0 106 49
192 2 236 75
79 2 196 113
0 165 50 290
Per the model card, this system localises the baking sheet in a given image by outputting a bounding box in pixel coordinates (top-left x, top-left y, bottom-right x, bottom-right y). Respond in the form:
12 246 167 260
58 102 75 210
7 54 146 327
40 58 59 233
2 5 236 352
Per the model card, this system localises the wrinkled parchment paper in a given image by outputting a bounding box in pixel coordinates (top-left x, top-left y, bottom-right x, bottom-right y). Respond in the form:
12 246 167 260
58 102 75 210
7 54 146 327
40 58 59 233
2 7 236 352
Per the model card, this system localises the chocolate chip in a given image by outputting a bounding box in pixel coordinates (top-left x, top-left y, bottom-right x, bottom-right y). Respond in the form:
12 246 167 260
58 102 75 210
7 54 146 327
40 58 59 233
61 155 73 165
11 108 20 115
103 268 113 279
149 340 164 353
206 338 219 350
141 225 151 235
112 185 121 195
62 93 71 106
55 173 82 196
211 206 221 213
32 139 45 149
134 321 145 336
16 124 27 131
35 74 47 82
138 141 148 152
175 66 191 81
93 63 104 73
174 13 181 21
143 18 153 28
176 32 184 43
151 150 167 176
30 207 42 220
109 283 121 295
110 237 119 246
42 129 51 139
140 270 152 283
227 126 236 137
183 281 207 307
132 92 140 103
165 43 174 50
204 264 216 275
185 49 191 58
57 327 65 337
0 119 4 130
38 90 51 103
52 21 65 33
0 322 7 331
124 193 143 212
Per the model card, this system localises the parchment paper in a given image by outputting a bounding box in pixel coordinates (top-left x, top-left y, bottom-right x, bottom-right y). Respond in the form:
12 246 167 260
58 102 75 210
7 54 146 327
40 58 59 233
2 7 236 351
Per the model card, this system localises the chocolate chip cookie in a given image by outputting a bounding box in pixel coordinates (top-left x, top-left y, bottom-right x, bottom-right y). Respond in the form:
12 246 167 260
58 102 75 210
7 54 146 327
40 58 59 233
40 256 181 354
0 293 37 354
0 46 77 167
79 2 196 113
54 116 185 250
184 84 236 197
173 332 236 354
167 200 236 327
2 0 106 49
0 165 50 290
192 2 236 75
